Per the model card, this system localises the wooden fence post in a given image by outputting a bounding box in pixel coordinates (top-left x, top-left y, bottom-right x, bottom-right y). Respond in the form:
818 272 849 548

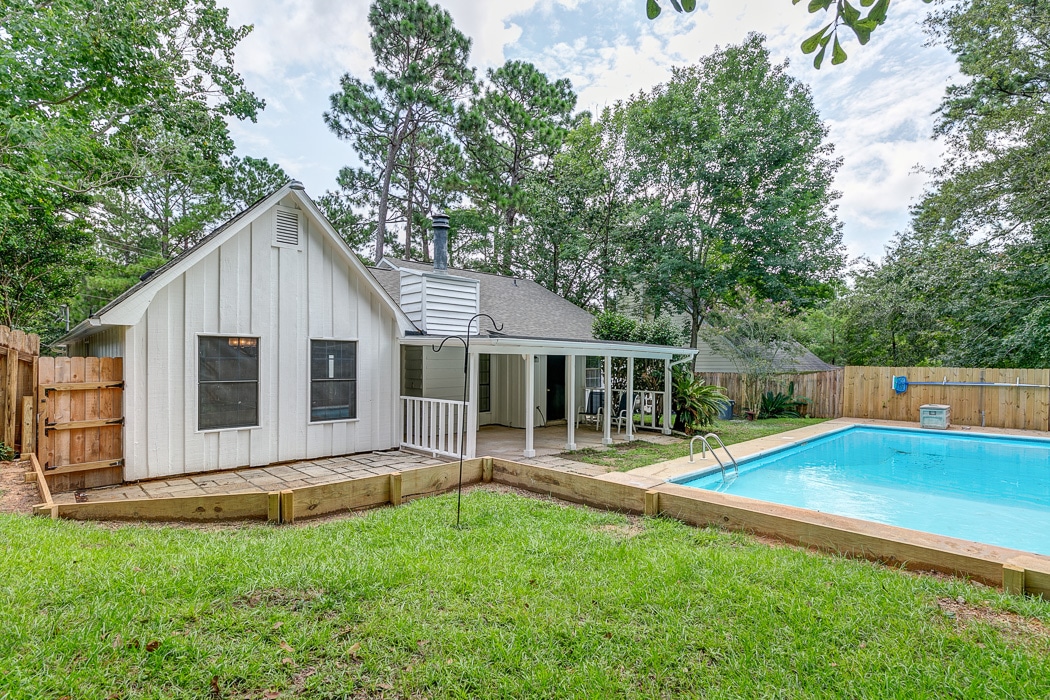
644 490 660 517
267 492 281 523
20 397 34 457
1003 563 1026 596
280 489 294 524
4 346 17 448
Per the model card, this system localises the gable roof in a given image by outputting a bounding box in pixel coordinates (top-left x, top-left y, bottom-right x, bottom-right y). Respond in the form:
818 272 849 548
60 183 415 343
698 334 838 373
371 258 597 341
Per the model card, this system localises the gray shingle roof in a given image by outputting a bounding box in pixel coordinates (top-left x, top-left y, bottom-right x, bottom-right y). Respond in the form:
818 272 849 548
369 259 596 341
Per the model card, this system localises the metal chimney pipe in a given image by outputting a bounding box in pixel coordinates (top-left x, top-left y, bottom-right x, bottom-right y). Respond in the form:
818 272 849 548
432 213 449 274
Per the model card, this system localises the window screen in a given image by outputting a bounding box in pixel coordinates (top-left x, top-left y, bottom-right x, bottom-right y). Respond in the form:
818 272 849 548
198 336 259 430
478 354 491 413
311 340 357 421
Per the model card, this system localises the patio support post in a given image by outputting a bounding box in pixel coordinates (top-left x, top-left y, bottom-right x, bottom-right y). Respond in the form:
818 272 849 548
524 353 536 458
626 357 634 441
466 349 479 459
663 358 672 435
566 355 576 451
603 354 613 446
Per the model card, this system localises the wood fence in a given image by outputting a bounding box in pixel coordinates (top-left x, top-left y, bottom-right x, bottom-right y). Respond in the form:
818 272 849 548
697 369 844 419
37 357 124 492
842 366 1050 431
0 325 40 454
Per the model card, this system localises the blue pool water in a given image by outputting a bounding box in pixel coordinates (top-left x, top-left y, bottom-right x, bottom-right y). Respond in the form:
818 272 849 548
675 426 1050 555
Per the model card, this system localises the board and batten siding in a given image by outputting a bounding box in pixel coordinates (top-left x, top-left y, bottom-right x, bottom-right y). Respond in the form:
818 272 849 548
68 326 125 358
122 195 401 480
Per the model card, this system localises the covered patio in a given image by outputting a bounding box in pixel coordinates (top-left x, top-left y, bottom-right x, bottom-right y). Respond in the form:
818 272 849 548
398 335 698 460
475 423 680 461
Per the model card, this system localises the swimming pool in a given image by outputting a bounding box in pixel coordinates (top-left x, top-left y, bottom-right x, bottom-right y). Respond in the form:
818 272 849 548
674 426 1050 556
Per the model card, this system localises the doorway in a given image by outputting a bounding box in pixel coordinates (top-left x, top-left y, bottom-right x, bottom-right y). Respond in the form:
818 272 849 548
546 355 566 421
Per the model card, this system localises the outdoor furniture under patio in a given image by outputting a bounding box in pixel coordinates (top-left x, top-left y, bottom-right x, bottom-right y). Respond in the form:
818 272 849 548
577 389 604 430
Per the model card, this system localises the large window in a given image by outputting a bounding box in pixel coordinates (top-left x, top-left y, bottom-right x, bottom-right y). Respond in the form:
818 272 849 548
198 336 259 430
478 354 491 413
311 340 357 422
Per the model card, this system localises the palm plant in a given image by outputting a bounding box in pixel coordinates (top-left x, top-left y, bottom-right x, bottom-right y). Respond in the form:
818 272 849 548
672 373 729 434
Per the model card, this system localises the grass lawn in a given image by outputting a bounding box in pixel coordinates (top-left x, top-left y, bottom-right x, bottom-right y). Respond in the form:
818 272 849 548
568 417 828 472
2 490 1049 698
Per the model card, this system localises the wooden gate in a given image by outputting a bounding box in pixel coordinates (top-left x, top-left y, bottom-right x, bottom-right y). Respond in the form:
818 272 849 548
37 357 124 492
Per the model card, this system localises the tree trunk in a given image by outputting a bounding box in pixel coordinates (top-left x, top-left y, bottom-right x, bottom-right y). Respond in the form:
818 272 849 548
374 137 400 264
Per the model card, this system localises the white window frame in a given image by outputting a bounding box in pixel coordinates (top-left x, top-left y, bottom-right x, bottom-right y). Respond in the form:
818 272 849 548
308 337 360 425
195 333 262 433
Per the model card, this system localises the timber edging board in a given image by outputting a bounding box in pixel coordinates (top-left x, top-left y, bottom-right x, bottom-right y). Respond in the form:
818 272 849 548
44 457 1050 597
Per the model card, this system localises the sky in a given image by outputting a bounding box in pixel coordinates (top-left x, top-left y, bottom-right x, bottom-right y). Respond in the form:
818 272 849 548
220 0 960 262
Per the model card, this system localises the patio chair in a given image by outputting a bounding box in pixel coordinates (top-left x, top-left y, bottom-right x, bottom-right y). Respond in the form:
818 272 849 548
577 389 604 430
610 391 634 435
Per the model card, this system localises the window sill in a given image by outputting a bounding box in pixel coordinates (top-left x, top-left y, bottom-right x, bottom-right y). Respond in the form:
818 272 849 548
196 425 262 434
309 418 360 425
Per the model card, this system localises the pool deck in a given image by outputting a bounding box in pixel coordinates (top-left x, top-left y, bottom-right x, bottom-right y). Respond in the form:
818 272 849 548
625 417 1050 482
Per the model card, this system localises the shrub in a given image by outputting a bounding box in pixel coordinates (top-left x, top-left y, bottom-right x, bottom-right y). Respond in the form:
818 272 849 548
0 442 16 462
672 374 729 434
759 391 799 419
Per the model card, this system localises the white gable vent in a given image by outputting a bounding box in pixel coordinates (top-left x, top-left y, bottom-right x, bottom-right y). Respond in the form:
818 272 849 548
273 206 303 248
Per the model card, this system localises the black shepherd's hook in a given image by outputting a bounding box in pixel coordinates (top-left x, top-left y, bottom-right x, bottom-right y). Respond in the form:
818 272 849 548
431 313 504 528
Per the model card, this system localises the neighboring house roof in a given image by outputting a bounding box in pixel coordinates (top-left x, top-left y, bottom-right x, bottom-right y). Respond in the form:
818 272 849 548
372 258 597 341
697 334 837 373
59 182 416 344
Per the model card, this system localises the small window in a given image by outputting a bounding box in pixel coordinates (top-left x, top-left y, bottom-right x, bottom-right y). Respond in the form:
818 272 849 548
198 336 259 430
478 354 491 413
311 340 357 421
273 206 302 248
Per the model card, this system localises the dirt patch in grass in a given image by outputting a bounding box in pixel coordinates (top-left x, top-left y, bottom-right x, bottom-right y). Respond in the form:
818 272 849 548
0 459 39 514
595 517 645 539
937 596 1050 645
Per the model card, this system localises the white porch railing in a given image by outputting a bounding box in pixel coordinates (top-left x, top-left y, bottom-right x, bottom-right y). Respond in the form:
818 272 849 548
632 390 668 430
401 396 466 458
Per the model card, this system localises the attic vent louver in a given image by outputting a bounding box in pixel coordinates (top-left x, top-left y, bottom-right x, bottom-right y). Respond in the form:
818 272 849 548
273 206 302 248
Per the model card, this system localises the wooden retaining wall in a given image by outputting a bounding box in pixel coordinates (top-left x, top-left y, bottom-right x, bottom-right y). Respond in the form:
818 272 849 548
43 455 1050 597
842 366 1050 431
697 369 843 418
53 459 488 524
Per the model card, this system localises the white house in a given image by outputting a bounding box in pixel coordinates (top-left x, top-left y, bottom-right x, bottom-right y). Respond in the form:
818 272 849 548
61 183 695 482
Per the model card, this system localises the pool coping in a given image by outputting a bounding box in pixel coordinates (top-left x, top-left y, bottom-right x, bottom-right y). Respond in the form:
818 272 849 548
620 418 1050 595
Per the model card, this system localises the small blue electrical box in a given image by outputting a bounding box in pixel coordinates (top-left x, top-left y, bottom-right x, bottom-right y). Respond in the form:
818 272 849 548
892 376 908 394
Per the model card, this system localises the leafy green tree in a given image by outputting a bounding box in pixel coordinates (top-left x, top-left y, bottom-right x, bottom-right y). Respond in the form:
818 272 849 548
458 61 577 274
645 0 933 67
520 111 632 309
0 0 262 333
835 0 1050 369
623 35 843 351
77 154 290 321
324 0 474 263
924 0 1050 249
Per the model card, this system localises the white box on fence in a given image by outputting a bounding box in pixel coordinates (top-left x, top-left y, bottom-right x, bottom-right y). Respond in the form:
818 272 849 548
919 404 951 430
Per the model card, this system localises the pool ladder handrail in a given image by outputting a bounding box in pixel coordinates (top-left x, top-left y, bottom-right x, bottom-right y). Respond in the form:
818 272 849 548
688 433 739 481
